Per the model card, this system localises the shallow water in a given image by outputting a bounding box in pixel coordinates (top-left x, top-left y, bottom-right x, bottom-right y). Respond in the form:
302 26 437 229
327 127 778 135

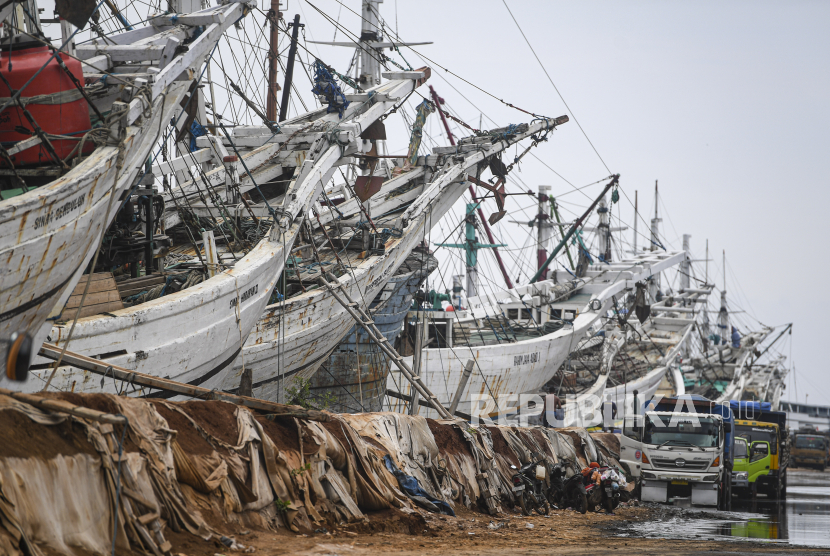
629 469 830 548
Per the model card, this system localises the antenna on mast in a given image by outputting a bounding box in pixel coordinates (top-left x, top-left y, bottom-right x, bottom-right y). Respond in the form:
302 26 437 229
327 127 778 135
632 190 638 253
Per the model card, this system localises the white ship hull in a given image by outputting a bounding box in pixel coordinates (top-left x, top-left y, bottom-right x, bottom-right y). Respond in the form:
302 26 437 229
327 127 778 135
389 252 686 419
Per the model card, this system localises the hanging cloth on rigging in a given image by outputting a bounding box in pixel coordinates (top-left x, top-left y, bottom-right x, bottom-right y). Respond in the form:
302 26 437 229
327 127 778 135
311 60 350 118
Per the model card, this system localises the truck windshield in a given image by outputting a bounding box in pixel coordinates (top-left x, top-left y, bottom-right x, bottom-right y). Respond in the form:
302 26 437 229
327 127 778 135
736 426 777 455
795 436 826 449
644 415 720 447
734 438 748 459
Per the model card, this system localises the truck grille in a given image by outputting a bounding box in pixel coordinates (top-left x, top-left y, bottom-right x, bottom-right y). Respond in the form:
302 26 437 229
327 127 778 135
651 457 710 470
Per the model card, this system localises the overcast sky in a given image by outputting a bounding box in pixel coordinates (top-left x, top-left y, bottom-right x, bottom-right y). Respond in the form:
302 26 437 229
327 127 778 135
42 1 828 403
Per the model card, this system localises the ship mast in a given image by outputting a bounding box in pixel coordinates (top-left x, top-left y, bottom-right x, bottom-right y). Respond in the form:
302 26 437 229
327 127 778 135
266 0 281 122
437 204 506 301
649 180 662 300
536 186 553 280
632 190 638 254
430 85 514 289
718 250 729 345
680 234 691 290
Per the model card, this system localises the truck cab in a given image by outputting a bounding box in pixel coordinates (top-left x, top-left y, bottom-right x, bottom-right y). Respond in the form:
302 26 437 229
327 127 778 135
619 395 733 508
730 401 788 499
792 432 829 470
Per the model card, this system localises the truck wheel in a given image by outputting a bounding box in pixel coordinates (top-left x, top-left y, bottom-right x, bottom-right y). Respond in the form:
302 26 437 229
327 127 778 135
772 477 781 500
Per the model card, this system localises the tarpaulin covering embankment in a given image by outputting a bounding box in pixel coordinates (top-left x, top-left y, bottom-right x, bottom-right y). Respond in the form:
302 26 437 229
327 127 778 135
0 392 621 556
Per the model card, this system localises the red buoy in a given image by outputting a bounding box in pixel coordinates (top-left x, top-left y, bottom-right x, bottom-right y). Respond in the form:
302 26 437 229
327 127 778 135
0 45 92 166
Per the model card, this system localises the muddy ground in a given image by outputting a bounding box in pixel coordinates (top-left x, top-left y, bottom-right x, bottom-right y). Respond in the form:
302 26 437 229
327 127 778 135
164 504 830 556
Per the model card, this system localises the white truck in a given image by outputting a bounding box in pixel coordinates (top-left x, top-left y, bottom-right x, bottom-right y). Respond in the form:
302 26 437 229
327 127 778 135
620 408 729 508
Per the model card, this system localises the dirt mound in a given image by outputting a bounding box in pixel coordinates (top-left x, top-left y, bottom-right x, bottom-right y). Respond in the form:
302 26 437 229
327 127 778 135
485 426 520 466
427 419 473 458
149 401 215 456
178 400 239 446
348 508 429 535
0 409 96 459
257 414 301 453
46 391 121 415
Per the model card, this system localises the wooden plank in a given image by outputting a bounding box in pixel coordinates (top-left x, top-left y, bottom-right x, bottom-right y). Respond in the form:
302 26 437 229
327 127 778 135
80 54 111 73
151 147 213 176
80 25 159 46
6 136 42 156
38 343 331 421
69 277 119 296
137 513 160 525
62 300 124 320
75 272 115 283
65 290 121 309
116 275 166 297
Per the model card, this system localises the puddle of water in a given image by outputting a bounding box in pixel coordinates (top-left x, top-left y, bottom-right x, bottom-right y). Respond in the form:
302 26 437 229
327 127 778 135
629 470 830 548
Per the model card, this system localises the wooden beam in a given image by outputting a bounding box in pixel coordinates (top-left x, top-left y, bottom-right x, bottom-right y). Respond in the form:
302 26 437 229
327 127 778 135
38 343 331 421
80 54 111 73
76 44 166 61
151 3 247 100
150 5 234 27
151 147 213 175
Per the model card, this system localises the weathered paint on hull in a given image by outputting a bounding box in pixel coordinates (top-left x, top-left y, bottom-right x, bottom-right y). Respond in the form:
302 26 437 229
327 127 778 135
220 214 433 402
0 82 190 374
388 311 601 418
22 218 295 395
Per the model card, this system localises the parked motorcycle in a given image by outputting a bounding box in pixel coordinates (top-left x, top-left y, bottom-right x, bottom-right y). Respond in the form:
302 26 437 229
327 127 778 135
510 457 551 516
548 463 588 514
584 466 623 513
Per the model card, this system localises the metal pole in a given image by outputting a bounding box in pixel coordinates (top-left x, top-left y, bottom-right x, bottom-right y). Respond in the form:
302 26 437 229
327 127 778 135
537 186 549 280
278 14 301 122
266 0 280 122
428 85 514 289
530 175 619 283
